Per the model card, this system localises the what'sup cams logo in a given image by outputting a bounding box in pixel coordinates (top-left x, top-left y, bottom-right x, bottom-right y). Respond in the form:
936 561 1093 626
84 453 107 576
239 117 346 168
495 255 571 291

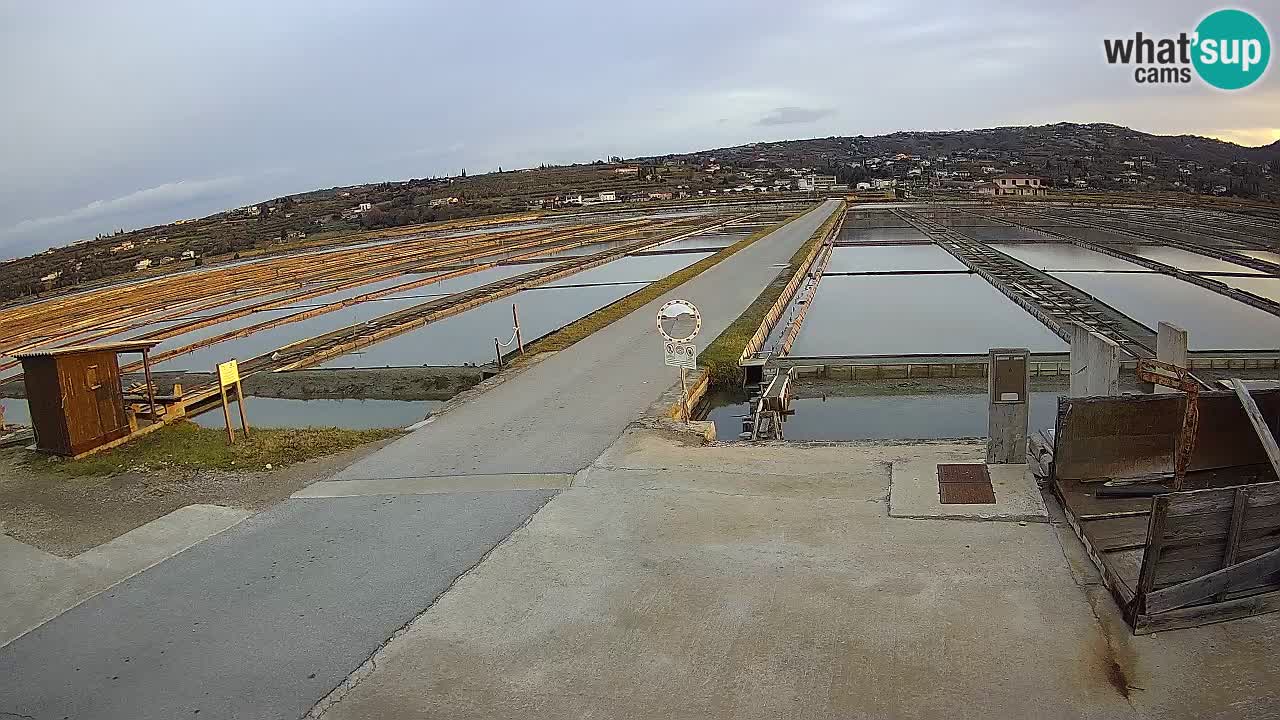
1104 9 1270 89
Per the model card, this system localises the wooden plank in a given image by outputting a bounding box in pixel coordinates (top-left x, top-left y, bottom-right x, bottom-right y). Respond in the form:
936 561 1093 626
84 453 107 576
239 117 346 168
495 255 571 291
1055 391 1280 482
1216 487 1250 602
1133 496 1170 618
1144 545 1280 614
1049 476 1137 608
1164 481 1280 517
1232 378 1280 480
1080 516 1150 552
1135 586 1280 635
1101 548 1144 592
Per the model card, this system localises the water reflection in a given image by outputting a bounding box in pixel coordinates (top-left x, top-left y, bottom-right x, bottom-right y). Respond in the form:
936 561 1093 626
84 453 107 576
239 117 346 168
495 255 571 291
1051 272 1280 350
791 274 1066 356
706 392 1061 441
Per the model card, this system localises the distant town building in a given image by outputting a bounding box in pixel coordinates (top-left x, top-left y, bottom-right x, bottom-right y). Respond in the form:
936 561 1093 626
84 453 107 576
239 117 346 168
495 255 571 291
40 270 62 283
134 259 153 270
428 197 461 208
180 250 197 260
614 167 639 177
109 241 135 254
989 174 1047 196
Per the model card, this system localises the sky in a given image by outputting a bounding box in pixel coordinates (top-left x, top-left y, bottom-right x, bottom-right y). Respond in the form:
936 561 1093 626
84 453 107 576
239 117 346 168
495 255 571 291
2 0 1278 259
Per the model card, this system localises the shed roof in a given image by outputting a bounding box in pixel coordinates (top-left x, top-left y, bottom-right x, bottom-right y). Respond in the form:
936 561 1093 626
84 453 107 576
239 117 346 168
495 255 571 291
12 340 162 359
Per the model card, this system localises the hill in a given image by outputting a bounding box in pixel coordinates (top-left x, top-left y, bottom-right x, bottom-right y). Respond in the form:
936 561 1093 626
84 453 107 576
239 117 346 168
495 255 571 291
3 122 1278 306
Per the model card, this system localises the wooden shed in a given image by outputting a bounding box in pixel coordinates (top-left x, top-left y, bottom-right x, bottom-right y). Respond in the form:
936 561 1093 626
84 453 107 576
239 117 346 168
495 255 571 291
13 341 161 457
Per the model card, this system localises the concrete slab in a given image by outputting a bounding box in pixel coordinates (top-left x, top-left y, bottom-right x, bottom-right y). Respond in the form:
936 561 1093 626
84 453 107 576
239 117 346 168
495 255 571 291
309 430 1280 720
313 448 1129 719
73 504 252 576
293 473 574 497
889 453 1048 522
0 504 251 648
0 491 556 720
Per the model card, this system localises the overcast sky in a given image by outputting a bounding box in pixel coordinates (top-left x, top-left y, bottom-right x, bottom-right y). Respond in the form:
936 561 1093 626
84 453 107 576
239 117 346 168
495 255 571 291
2 1 1277 259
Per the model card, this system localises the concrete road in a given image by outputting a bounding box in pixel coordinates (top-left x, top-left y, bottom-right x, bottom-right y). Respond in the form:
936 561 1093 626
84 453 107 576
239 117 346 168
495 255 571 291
329 199 840 482
0 492 555 720
0 203 837 720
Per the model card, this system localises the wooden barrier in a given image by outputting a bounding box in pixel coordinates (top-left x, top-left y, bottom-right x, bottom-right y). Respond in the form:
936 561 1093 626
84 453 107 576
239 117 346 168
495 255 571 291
1049 388 1280 633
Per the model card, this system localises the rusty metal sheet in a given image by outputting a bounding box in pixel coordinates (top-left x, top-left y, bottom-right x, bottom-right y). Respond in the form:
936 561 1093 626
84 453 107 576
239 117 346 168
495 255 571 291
938 463 991 484
940 482 997 504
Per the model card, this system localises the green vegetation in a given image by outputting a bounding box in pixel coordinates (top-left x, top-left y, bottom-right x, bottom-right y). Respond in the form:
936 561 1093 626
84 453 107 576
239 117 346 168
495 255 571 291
698 202 845 387
29 422 401 477
515 208 814 359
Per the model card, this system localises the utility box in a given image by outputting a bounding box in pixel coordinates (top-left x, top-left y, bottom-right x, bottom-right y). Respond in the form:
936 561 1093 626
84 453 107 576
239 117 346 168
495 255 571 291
987 347 1030 464
13 341 160 457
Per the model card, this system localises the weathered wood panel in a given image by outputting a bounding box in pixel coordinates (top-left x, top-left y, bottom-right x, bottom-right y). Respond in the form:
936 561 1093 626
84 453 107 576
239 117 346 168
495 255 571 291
1055 390 1280 482
20 356 70 455
1143 481 1280 607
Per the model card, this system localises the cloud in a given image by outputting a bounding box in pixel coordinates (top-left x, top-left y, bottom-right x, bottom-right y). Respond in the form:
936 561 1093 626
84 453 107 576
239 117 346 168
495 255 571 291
1 176 245 236
756 106 837 127
1201 128 1280 147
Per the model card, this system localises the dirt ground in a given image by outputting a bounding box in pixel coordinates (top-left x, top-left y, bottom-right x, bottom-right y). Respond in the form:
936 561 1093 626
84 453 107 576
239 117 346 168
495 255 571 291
0 434 399 557
1 366 484 402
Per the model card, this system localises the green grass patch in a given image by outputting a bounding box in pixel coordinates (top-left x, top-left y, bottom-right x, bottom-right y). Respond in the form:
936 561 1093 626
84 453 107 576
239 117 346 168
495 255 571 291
29 422 402 477
514 207 815 360
698 202 845 387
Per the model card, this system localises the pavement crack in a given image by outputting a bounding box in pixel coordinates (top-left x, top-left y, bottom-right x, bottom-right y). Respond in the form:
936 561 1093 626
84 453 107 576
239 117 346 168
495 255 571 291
0 711 36 719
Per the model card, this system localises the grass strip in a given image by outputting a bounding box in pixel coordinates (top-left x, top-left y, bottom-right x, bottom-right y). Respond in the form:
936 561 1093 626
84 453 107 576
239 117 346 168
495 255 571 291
30 422 402 477
513 206 815 360
698 201 845 387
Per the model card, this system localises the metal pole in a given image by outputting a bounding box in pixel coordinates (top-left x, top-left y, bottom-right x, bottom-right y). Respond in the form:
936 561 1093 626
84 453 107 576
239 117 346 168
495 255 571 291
494 338 503 369
679 367 689 423
513 303 524 354
141 348 157 417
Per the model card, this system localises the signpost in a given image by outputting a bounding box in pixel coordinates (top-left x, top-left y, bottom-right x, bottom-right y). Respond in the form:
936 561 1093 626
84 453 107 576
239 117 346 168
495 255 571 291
216 359 250 444
657 299 701 422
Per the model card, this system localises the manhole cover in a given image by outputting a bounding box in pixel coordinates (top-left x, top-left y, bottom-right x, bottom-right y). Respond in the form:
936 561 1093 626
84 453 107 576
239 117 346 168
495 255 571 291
939 482 997 504
938 463 991 484
937 464 996 504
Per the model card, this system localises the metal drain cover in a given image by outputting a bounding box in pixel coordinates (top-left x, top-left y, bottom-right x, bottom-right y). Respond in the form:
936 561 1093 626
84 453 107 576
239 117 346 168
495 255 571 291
937 463 996 504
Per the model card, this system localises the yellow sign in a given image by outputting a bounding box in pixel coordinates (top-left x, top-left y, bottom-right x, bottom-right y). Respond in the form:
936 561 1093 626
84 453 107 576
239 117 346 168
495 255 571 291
217 359 240 388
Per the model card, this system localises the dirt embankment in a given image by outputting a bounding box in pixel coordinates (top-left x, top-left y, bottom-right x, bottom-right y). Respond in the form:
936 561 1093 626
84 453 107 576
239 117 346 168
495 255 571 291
1 367 484 402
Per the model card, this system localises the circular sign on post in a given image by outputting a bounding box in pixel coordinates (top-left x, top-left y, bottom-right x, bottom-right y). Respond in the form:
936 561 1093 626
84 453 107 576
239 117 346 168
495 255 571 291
656 299 701 342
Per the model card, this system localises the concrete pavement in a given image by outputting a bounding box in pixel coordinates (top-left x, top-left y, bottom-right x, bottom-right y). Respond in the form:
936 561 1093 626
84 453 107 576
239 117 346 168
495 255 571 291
0 492 555 720
327 199 841 481
0 504 251 648
314 429 1280 720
